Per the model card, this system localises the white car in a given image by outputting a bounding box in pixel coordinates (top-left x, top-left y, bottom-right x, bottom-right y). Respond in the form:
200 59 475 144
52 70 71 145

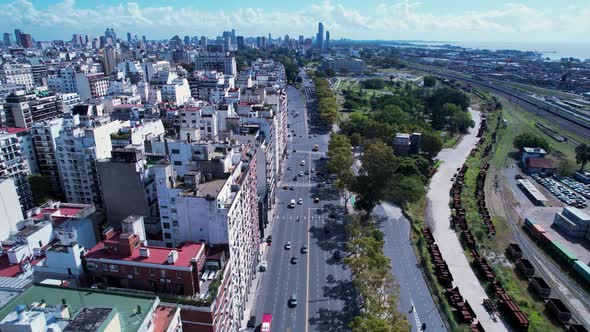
298 198 303 205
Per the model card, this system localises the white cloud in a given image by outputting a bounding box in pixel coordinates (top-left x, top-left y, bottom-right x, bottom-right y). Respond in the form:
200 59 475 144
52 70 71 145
0 0 587 42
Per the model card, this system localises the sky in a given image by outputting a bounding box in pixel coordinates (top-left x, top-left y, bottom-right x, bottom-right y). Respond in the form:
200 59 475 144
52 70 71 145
1 0 589 43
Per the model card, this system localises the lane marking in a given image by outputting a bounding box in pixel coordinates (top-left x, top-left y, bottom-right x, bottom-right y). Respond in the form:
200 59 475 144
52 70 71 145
305 206 311 332
410 298 422 331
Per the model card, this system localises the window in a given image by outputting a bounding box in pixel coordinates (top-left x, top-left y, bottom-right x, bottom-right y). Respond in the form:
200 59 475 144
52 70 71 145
87 262 97 271
161 270 166 277
149 268 155 275
164 233 171 239
173 161 181 166
163 222 170 229
134 267 140 274
102 264 108 271
176 271 182 278
171 149 180 154
109 264 119 272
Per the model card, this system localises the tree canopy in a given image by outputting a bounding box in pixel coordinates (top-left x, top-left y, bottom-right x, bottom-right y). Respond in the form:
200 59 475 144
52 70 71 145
513 132 550 151
575 143 590 171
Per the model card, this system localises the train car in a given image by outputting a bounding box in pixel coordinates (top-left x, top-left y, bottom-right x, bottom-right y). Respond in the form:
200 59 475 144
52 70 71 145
550 241 578 267
572 260 590 287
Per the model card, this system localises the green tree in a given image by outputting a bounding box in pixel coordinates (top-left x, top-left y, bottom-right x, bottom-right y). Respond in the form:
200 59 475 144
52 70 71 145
420 132 443 158
448 107 474 133
28 174 53 205
350 132 363 147
575 143 590 171
513 132 550 151
387 174 426 205
353 141 397 216
350 315 390 332
423 75 436 87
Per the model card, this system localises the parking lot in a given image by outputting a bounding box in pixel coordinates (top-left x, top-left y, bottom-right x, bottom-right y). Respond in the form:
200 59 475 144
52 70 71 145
531 174 588 209
504 166 590 264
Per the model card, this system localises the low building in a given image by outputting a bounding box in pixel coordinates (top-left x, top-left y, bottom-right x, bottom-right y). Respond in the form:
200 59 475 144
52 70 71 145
84 227 206 296
553 207 590 238
521 147 555 175
393 133 421 156
0 284 160 332
323 57 365 74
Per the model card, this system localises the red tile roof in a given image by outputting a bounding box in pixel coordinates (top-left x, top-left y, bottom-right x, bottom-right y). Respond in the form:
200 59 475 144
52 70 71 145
0 248 43 278
30 206 85 221
0 127 28 134
85 236 203 267
153 306 176 332
527 157 555 169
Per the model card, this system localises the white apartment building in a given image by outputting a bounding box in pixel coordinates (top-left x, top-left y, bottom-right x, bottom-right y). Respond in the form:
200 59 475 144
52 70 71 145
161 77 191 105
0 177 24 240
55 118 121 205
0 130 33 212
75 72 109 101
47 67 78 94
0 63 35 90
153 143 259 322
178 105 219 141
194 52 237 76
58 92 81 112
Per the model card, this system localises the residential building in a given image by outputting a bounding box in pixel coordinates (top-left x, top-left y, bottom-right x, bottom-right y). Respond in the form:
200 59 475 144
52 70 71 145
75 72 109 101
0 130 33 212
162 77 192 105
58 92 81 112
3 88 60 128
0 177 24 240
393 132 421 156
55 119 121 205
0 63 34 90
325 30 330 49
97 148 160 227
0 284 160 332
28 58 48 86
153 143 259 323
316 22 324 49
47 67 78 94
194 52 237 76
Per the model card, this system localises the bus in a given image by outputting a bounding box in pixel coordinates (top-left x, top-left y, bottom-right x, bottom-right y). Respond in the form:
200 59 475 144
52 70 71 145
261 313 272 332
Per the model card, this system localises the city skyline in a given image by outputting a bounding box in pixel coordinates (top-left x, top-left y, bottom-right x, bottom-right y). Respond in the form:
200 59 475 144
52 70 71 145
0 0 589 43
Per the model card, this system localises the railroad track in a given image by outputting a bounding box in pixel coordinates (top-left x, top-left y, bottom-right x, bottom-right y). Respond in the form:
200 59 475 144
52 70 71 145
502 196 590 328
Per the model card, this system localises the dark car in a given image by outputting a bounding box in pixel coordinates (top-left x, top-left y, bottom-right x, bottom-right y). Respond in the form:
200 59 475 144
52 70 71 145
291 257 298 264
247 316 256 328
333 250 341 260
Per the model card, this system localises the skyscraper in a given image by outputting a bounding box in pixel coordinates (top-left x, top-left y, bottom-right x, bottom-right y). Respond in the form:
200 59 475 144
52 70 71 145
325 31 330 49
127 32 132 43
237 36 244 50
3 33 12 46
14 29 22 46
142 35 147 44
316 22 324 49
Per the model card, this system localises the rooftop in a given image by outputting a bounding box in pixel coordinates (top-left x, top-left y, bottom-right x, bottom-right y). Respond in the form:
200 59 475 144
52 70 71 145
0 285 157 332
85 235 203 268
63 307 115 332
526 157 555 169
523 147 547 154
152 306 176 332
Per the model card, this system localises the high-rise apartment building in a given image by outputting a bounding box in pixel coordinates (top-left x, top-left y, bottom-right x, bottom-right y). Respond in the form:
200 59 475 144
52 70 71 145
0 177 24 240
0 63 35 90
0 130 33 212
3 88 60 128
326 30 330 49
55 119 121 205
13 29 22 46
194 52 237 76
237 36 244 50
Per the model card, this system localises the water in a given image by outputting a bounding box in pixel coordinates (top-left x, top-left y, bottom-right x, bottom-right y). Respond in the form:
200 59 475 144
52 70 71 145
393 41 590 60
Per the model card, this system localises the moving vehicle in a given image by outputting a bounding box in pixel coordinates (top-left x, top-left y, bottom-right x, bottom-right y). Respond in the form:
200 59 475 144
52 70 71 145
289 199 296 208
291 257 298 264
261 313 272 331
284 241 291 250
260 261 268 271
247 316 256 328
289 295 298 307
300 160 305 166
298 198 303 204
301 246 308 254
314 197 320 203
298 171 304 177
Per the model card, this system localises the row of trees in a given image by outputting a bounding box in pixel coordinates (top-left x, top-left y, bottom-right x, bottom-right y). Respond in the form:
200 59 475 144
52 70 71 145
313 76 340 125
345 217 410 332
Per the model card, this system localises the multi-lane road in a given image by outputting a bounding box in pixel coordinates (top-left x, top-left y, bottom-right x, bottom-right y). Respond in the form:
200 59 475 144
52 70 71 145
252 71 354 332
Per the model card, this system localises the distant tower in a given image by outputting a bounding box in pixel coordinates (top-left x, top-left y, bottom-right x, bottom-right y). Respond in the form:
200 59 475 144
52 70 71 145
325 31 330 49
14 29 22 46
316 23 324 49
127 32 132 43
237 36 244 50
3 33 12 46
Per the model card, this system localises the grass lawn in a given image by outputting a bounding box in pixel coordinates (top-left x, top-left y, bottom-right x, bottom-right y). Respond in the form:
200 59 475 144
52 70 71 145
491 94 588 171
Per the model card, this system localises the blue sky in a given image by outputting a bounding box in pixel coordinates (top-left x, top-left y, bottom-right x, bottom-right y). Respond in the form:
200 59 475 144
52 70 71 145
1 0 589 43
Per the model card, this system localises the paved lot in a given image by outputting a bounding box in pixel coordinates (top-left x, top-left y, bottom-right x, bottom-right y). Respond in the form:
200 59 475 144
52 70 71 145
426 110 510 332
252 73 354 332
